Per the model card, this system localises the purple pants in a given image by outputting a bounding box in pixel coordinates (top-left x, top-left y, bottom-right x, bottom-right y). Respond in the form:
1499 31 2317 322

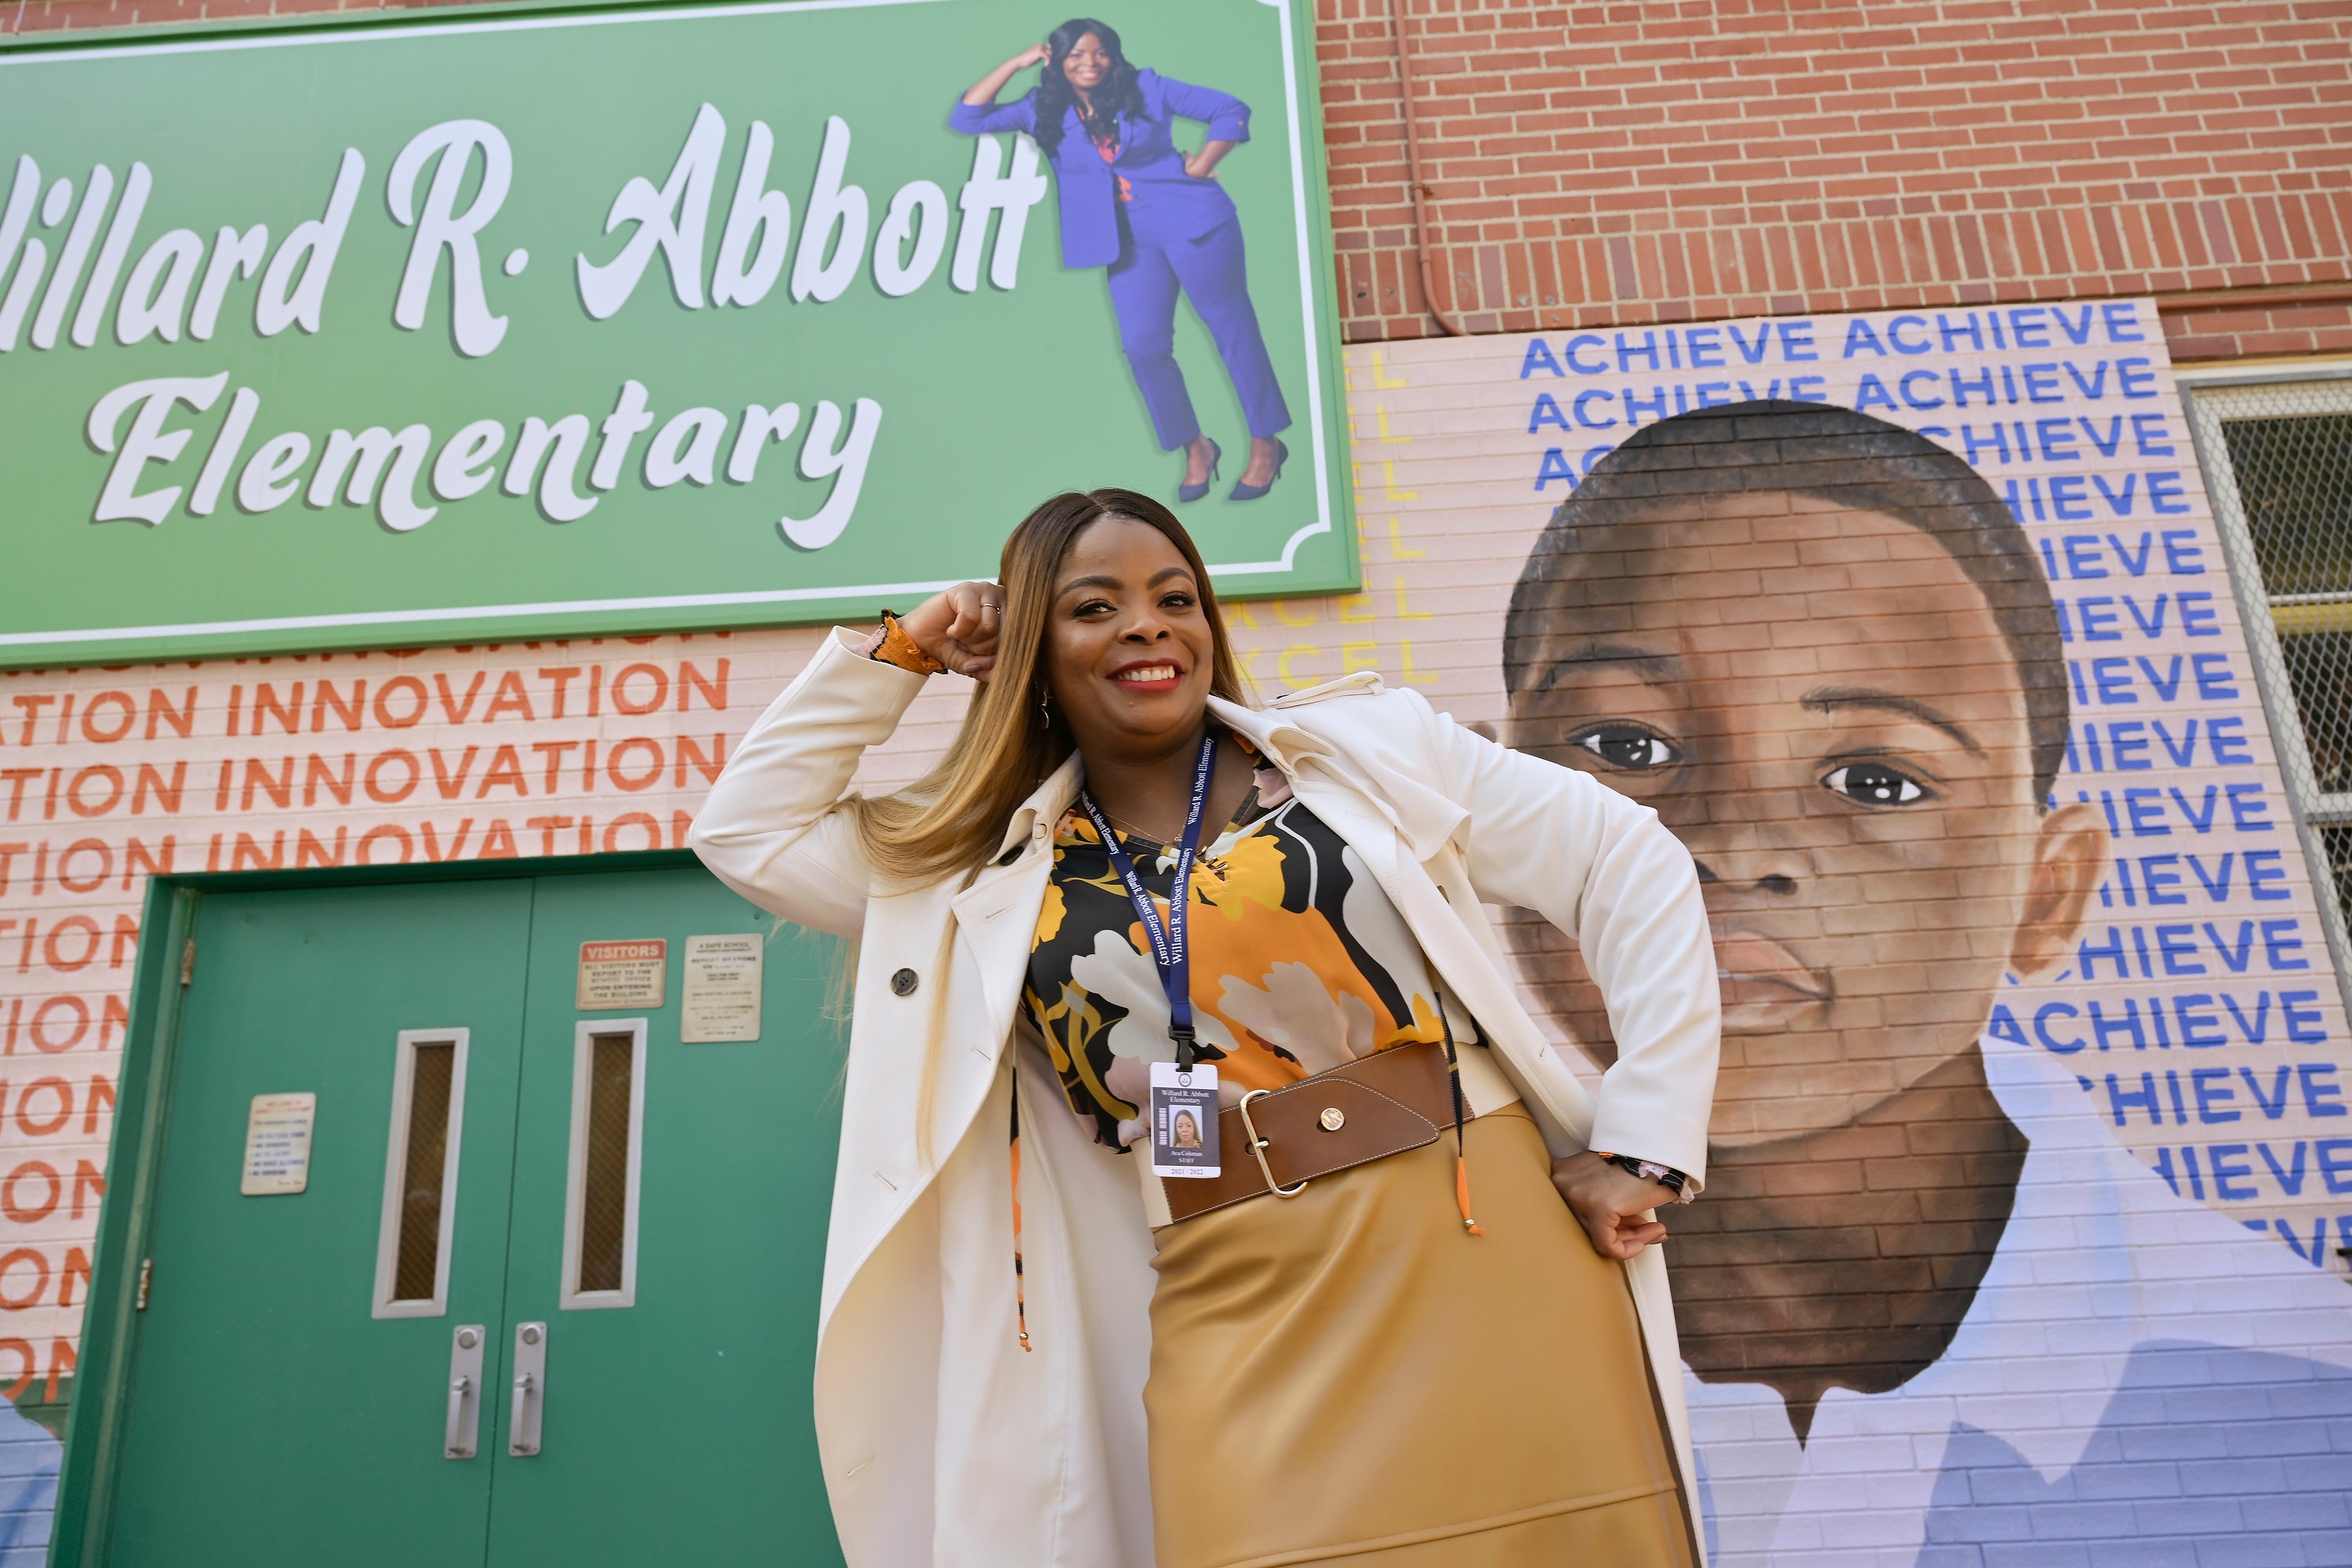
1106 216 1293 452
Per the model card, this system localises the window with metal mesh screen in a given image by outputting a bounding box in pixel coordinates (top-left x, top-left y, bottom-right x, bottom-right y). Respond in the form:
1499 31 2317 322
575 1031 637 1296
2225 412 2352 786
2187 377 2352 956
390 1041 456 1301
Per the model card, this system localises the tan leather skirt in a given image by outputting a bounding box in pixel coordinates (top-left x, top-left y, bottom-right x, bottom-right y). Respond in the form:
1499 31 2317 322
1145 1105 1696 1568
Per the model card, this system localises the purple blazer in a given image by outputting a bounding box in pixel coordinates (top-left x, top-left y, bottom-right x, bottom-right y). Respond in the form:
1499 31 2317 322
947 68 1251 269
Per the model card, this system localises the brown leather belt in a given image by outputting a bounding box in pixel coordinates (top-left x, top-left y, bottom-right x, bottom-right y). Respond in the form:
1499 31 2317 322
1161 1041 1468 1224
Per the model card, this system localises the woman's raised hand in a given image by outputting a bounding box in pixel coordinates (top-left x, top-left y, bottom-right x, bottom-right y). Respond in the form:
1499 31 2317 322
900 582 1004 681
964 45 1051 107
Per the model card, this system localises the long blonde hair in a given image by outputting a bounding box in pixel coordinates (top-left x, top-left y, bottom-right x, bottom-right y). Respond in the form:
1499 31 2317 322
845 488 1250 886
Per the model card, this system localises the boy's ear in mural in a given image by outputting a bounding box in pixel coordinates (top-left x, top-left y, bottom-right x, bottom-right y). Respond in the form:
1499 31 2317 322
2008 807 2111 980
1499 401 2110 1439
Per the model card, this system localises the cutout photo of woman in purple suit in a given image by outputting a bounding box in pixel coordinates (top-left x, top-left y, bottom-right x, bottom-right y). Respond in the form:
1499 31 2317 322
953 18 1294 504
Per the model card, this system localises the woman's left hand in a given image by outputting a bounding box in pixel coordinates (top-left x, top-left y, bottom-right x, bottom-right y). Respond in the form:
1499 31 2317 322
1550 1151 1675 1260
1183 151 1221 180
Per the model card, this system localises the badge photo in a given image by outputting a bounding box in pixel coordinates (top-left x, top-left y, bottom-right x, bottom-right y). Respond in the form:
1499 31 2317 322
1149 1060 1220 1179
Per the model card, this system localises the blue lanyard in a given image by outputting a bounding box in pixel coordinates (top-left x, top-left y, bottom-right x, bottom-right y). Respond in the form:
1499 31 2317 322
1080 731 1218 1072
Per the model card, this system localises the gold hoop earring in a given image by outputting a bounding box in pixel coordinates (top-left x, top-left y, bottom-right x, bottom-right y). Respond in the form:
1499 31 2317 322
1037 688 1052 730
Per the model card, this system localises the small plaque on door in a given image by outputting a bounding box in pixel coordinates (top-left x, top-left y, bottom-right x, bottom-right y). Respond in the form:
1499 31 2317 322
681 934 764 1044
577 939 667 1010
241 1093 316 1196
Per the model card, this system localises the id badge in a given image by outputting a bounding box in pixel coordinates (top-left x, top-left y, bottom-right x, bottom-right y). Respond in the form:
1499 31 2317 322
1149 1061 1220 1179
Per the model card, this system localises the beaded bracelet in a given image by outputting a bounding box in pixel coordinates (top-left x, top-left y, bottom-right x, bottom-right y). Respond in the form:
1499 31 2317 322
1593 1150 1693 1203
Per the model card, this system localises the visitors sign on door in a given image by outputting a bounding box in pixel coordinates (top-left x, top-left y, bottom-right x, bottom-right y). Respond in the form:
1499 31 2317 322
577 939 666 1010
0 0 1349 666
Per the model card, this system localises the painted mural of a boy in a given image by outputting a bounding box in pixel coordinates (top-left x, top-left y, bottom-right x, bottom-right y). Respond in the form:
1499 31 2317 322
1501 401 2352 1563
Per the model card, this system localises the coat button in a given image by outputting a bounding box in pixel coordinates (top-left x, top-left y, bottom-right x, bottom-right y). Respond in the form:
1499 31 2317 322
890 967 919 997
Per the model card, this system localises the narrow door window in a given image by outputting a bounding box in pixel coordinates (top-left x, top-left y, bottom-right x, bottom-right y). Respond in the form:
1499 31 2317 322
372 1029 470 1318
561 1021 646 1309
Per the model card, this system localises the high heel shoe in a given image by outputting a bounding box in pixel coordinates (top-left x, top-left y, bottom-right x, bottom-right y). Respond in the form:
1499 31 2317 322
1228 437 1288 502
1176 438 1221 503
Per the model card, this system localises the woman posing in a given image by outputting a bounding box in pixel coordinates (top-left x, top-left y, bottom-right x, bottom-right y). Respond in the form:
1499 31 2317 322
691 490 1719 1566
953 20 1293 502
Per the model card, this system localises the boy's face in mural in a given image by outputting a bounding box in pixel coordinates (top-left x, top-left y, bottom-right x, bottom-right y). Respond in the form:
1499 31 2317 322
1504 498 2108 1145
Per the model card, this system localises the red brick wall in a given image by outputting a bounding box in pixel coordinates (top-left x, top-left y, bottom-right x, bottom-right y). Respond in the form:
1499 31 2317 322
1312 0 2352 358
13 0 2348 359
2162 292 2352 361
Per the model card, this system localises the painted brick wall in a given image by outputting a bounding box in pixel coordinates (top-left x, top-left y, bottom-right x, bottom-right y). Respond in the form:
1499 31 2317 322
1327 308 2352 1561
5 314 2348 1559
13 0 2347 361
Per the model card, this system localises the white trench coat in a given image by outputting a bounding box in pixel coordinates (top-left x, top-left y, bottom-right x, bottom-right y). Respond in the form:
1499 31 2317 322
690 630 1722 1568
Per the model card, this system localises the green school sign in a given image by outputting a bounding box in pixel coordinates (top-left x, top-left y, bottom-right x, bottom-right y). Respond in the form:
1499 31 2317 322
0 0 1352 667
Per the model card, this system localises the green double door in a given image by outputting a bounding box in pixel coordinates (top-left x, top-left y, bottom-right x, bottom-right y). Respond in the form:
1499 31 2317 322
98 865 848 1567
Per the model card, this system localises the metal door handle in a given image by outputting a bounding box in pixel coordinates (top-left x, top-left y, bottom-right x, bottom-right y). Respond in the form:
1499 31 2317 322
445 1325 485 1459
508 1321 546 1456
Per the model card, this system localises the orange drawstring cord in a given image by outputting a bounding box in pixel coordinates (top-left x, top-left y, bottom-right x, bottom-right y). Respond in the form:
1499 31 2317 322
1436 985 1485 1236
1449 1152 1486 1241
1454 1153 1486 1236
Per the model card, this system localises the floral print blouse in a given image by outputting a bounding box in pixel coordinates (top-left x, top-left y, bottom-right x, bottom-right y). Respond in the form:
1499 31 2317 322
1024 742 1472 1149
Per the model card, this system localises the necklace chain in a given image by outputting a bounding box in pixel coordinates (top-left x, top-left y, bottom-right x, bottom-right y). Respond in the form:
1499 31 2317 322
1097 807 1168 844
1094 788 1258 848
1088 734 1257 847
